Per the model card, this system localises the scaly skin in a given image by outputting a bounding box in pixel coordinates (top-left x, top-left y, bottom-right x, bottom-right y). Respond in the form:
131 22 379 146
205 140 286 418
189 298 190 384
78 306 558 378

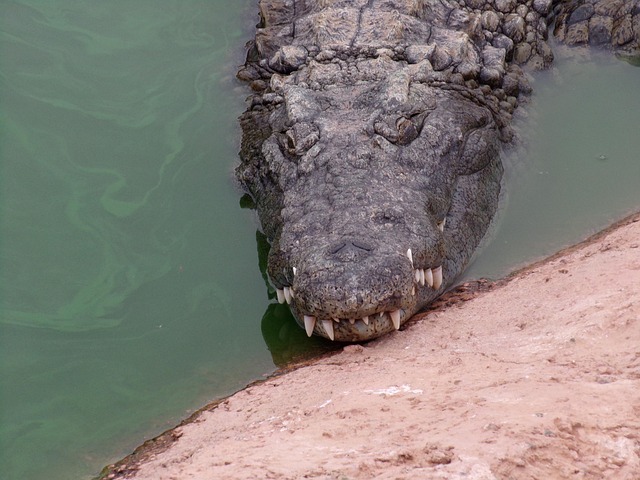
236 0 639 341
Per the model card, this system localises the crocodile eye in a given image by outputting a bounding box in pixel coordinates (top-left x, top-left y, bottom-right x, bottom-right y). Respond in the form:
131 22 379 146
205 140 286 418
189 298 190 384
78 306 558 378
396 117 419 145
282 122 319 156
285 130 296 152
373 115 424 146
373 120 398 143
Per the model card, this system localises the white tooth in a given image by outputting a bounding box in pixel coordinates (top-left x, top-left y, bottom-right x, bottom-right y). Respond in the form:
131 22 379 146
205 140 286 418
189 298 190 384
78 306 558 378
362 316 369 325
425 268 434 288
276 288 285 304
304 315 316 337
289 287 295 299
414 269 421 283
412 286 415 296
283 287 292 304
379 311 384 318
349 318 355 325
322 319 335 341
419 269 425 286
293 266 297 275
406 249 413 266
390 310 401 330
433 266 443 289
333 317 340 323
438 218 446 232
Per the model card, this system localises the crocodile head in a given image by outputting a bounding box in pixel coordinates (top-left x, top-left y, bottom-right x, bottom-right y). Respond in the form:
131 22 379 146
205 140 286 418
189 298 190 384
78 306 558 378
239 71 503 341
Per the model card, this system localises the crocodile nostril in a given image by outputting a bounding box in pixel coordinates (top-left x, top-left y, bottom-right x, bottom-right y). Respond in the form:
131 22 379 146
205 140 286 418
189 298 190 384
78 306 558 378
329 242 348 255
329 240 373 259
350 240 372 252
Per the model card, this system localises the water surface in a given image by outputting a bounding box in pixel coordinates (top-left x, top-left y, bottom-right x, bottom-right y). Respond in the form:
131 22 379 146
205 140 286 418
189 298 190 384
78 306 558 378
0 2 281 479
466 47 640 279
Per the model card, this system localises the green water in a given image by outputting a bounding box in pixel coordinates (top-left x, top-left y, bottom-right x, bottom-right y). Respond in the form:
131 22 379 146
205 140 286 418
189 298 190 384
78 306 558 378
466 48 640 279
0 2 638 479
0 1 280 479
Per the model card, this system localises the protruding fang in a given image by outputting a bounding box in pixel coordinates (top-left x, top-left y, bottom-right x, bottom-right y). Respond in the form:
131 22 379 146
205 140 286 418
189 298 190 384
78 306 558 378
304 315 316 337
322 319 335 341
419 269 425 286
283 287 292 304
276 288 285 304
438 218 446 232
412 286 415 296
425 268 434 288
390 310 401 330
333 317 340 323
406 249 413 266
414 269 421 283
289 287 295 299
433 266 443 289
349 318 355 325
379 312 384 318
293 266 297 276
362 316 370 325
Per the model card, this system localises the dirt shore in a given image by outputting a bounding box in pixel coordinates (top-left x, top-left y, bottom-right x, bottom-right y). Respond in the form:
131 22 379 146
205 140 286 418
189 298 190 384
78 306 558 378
102 212 640 480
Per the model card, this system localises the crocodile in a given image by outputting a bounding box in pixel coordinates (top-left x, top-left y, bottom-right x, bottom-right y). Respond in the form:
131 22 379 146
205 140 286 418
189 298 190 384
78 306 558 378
236 0 640 342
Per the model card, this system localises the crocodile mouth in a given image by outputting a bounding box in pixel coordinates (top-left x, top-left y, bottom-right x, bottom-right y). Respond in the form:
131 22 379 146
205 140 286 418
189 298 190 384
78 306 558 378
273 237 446 342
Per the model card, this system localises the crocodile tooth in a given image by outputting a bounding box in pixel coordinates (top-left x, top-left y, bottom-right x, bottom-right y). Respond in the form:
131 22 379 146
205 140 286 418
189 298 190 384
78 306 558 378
362 316 369 325
412 285 415 296
414 269 421 283
333 317 340 323
390 310 401 330
289 287 295 299
283 287 292 304
433 266 443 289
293 266 297 276
406 249 413 266
438 218 446 232
276 288 285 304
349 318 355 325
322 319 335 341
379 311 384 318
425 268 434 288
419 269 425 286
304 315 316 337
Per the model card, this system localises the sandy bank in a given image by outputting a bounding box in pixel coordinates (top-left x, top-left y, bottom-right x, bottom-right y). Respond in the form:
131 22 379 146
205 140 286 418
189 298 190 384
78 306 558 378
102 212 640 480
